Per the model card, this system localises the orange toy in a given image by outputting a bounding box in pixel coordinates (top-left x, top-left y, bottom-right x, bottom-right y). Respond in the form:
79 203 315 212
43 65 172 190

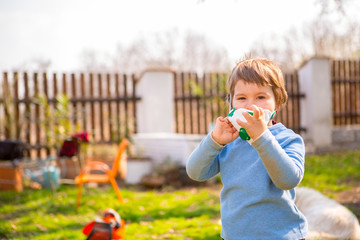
82 208 125 240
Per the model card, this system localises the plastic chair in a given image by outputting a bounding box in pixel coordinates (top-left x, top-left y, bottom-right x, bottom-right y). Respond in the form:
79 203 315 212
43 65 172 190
75 138 129 208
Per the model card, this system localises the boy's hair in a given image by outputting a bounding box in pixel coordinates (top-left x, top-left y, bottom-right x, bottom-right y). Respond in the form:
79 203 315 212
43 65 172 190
227 58 288 109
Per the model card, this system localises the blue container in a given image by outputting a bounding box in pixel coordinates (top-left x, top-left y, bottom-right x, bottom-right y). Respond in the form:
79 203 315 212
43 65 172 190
42 166 60 189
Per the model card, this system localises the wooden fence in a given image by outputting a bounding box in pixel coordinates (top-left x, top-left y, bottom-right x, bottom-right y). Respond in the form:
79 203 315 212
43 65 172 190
2 60 359 158
0 72 139 158
174 72 228 134
173 71 305 134
331 59 360 125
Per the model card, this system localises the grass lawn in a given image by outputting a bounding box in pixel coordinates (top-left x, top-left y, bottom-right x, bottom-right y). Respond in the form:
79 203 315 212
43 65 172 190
1 150 360 239
300 150 360 192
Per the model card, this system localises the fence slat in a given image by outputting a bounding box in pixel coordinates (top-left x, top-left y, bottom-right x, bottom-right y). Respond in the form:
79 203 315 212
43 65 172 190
13 73 20 139
195 73 201 134
132 74 138 134
80 73 87 131
209 73 215 125
71 73 77 129
349 60 355 124
181 73 186 133
3 73 10 138
97 74 104 141
115 74 121 141
42 73 50 154
34 73 41 157
188 73 194 134
174 73 179 133
89 74 95 141
105 74 112 141
23 73 31 155
332 61 338 125
202 73 208 133
356 60 360 124
123 74 129 138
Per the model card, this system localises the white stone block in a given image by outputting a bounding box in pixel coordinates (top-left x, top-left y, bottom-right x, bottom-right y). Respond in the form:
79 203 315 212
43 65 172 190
125 158 152 185
132 133 205 166
136 70 174 133
299 58 332 148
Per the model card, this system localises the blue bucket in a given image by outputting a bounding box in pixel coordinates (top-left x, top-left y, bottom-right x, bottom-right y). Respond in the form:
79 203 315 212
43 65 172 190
42 166 60 189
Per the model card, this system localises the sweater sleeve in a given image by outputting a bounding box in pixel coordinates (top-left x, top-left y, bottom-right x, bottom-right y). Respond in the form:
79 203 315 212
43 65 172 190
186 133 224 182
251 129 305 190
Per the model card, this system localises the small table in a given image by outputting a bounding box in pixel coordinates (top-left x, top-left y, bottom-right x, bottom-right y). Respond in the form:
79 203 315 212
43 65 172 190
0 160 23 191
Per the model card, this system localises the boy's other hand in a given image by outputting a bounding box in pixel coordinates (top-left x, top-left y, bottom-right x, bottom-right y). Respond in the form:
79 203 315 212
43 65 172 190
211 117 238 145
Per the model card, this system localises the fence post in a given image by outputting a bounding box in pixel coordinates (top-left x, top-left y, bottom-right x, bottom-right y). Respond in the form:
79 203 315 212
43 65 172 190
136 69 175 133
298 57 332 151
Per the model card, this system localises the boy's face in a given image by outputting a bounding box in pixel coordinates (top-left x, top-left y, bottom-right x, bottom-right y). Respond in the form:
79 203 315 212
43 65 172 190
232 80 277 112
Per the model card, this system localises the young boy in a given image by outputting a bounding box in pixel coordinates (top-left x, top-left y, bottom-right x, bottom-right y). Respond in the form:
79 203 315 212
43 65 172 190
186 58 307 239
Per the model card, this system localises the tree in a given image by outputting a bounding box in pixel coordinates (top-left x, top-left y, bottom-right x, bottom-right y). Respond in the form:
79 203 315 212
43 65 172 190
247 29 309 72
247 0 360 72
315 0 352 16
80 29 231 74
79 49 110 73
305 17 360 59
12 57 52 73
179 30 231 73
111 38 151 74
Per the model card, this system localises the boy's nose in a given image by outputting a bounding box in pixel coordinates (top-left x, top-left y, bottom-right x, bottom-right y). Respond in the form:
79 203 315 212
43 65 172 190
245 100 254 109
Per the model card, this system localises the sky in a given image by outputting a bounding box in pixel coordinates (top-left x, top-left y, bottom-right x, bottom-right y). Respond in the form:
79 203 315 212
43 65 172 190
0 0 357 73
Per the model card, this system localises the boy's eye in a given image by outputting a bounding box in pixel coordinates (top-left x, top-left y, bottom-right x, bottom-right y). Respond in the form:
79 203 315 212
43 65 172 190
237 97 246 100
257 96 266 99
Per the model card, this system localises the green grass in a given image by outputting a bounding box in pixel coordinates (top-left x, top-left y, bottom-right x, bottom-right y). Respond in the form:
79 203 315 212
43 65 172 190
300 150 360 192
1 150 360 239
0 185 221 240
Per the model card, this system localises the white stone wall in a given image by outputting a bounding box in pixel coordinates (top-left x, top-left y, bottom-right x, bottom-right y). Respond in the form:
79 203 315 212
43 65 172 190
132 133 205 166
330 127 360 152
298 57 332 149
136 70 175 133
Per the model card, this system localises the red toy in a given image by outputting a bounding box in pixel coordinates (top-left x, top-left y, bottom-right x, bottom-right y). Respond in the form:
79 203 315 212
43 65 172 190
82 208 125 240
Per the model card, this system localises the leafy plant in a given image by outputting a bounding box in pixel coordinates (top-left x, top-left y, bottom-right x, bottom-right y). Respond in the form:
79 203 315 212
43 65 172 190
34 93 73 149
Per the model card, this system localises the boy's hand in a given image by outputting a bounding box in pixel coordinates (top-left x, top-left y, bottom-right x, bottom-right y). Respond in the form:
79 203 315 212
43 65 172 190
237 105 268 141
211 117 238 145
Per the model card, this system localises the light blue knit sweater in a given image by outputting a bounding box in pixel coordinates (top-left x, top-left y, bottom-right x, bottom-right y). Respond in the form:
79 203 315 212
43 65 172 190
186 123 308 240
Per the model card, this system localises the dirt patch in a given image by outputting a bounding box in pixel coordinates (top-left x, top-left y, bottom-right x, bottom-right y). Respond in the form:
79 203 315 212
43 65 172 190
335 186 360 219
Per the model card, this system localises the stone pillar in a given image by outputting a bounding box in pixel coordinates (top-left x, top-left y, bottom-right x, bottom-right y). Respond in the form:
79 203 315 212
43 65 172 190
136 69 175 133
298 57 332 150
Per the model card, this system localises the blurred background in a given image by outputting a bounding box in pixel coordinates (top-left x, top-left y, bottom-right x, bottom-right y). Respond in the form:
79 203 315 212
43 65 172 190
1 0 360 159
